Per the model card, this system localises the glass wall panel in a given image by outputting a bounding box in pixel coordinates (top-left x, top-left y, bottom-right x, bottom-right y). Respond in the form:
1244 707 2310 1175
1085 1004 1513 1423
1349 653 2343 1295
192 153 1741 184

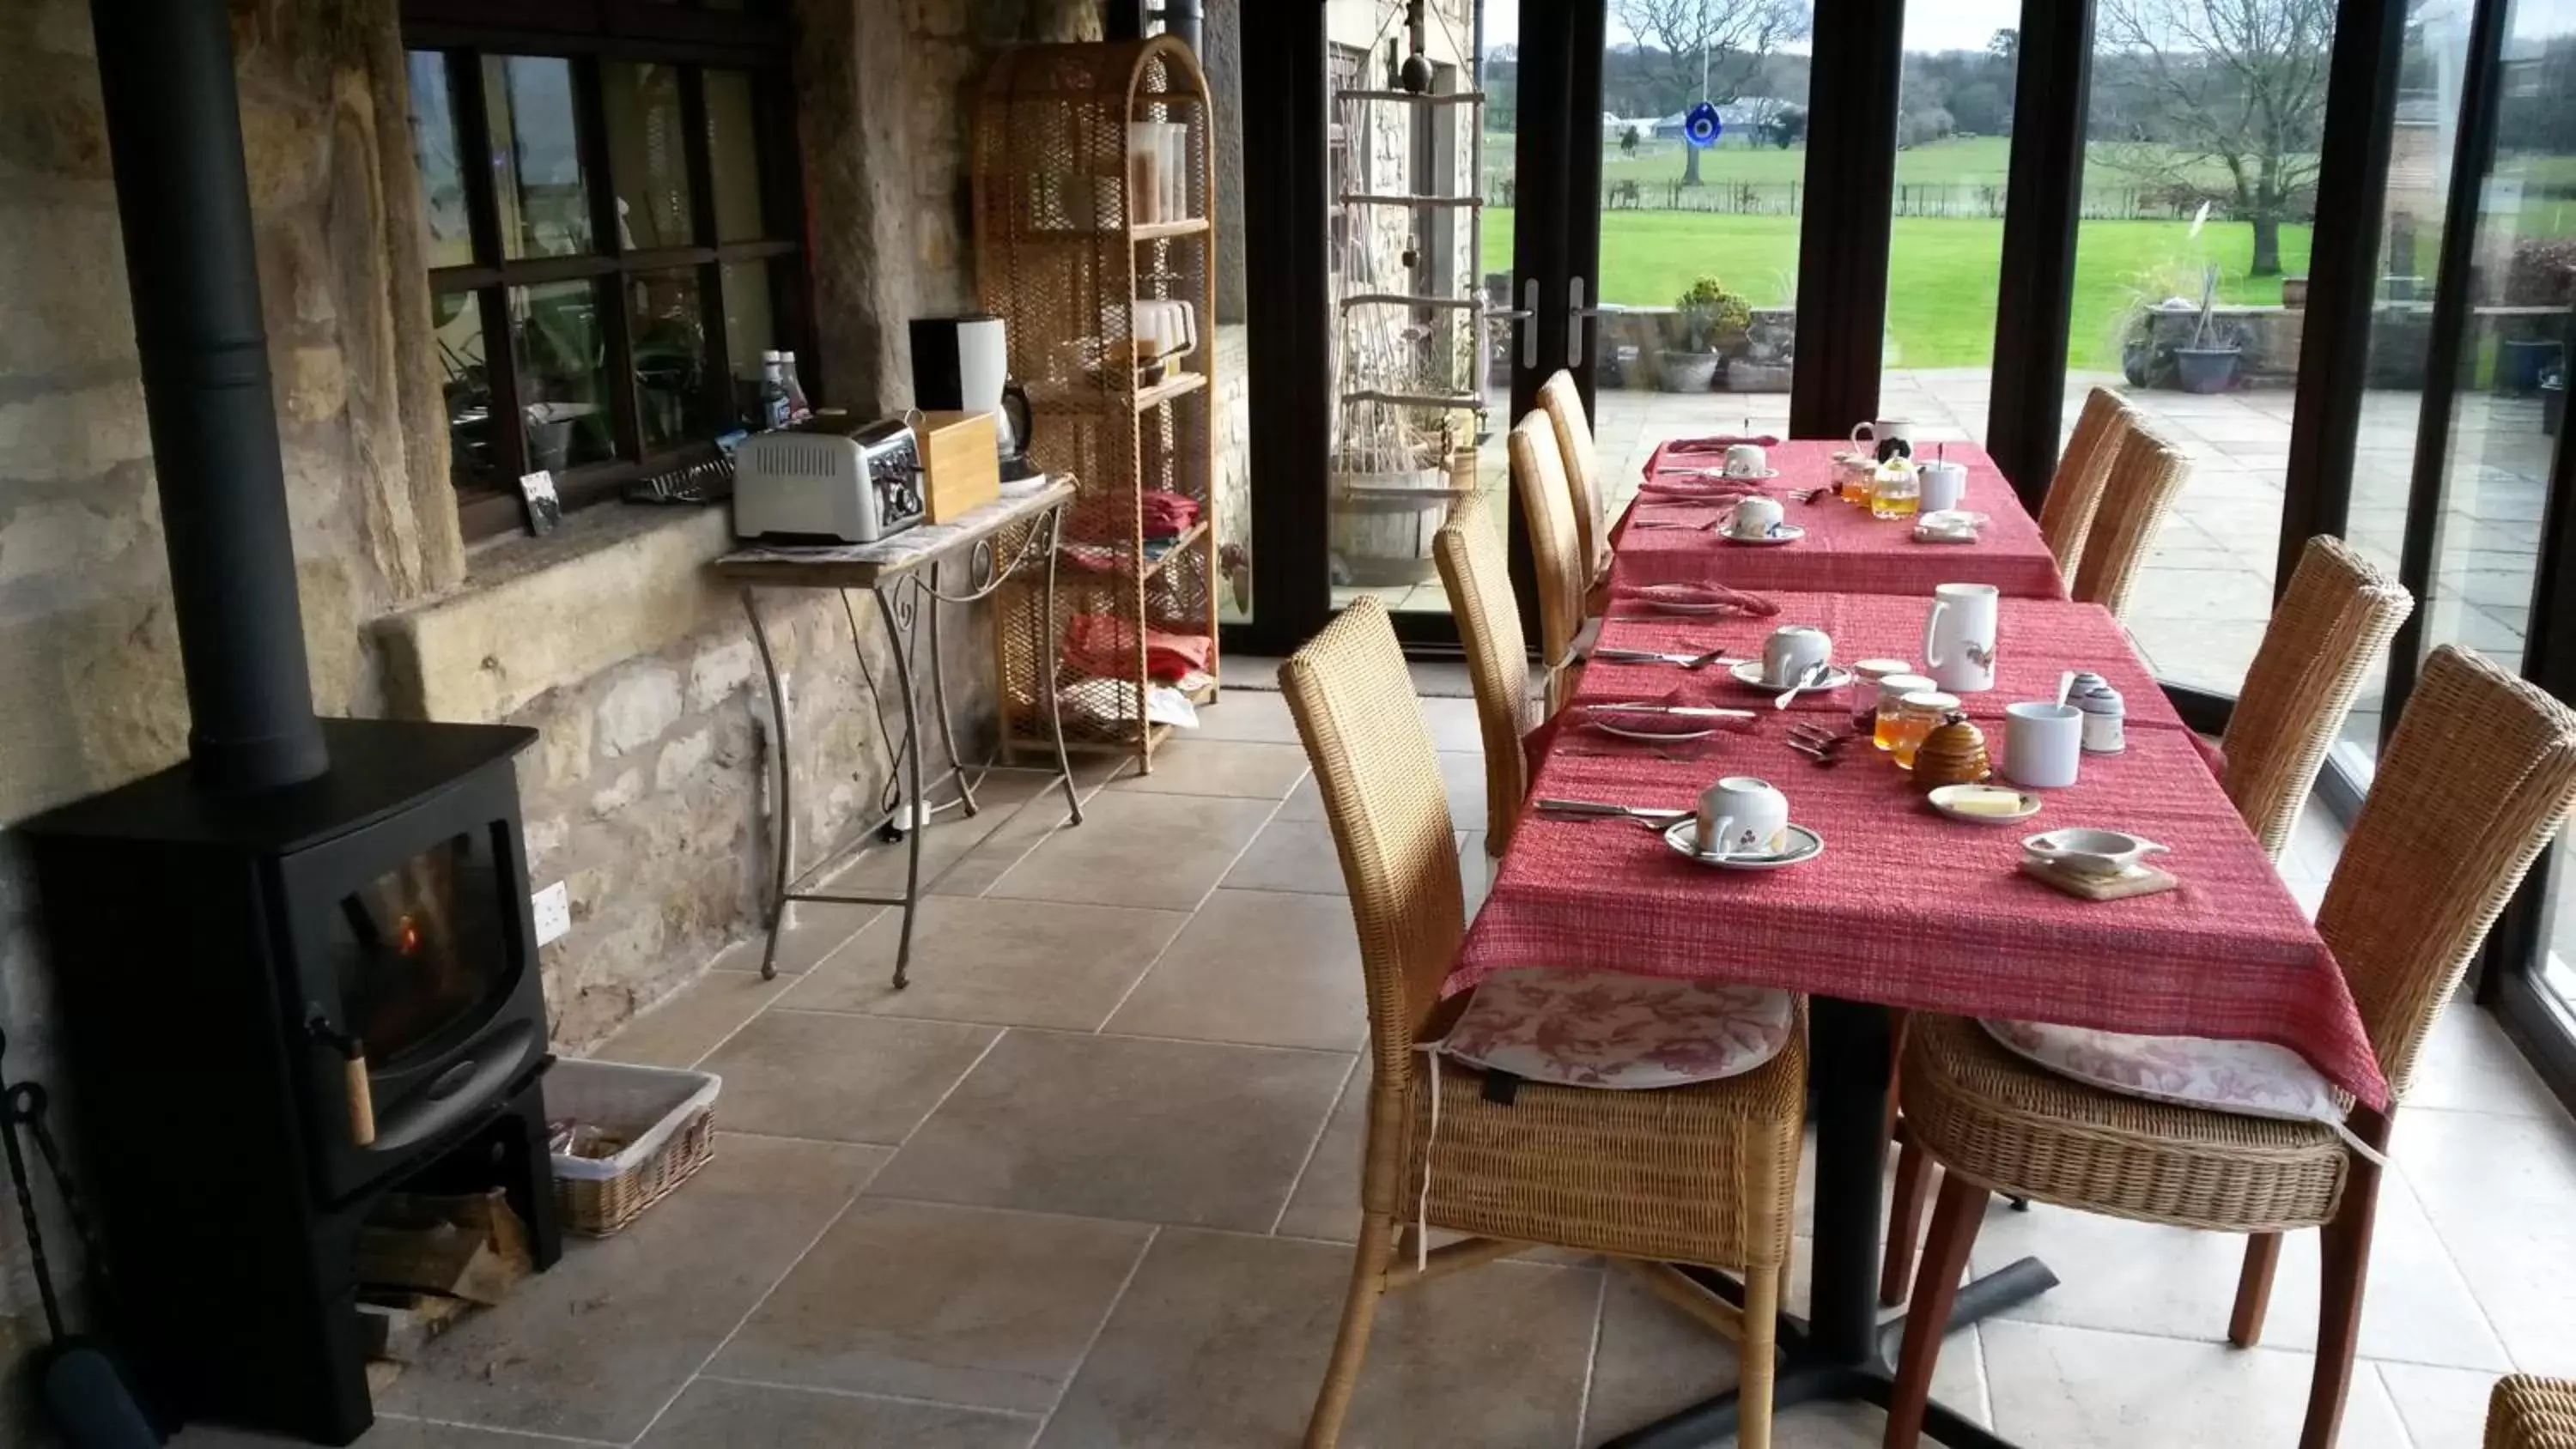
2070 0 2336 694
484 56 594 260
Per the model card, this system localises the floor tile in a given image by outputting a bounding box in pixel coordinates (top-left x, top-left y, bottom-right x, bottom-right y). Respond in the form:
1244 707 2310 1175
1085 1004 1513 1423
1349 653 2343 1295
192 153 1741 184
376 1136 886 1442
927 780 1093 900
1179 689 1303 743
172 1421 571 1448
696 1011 998 1145
712 1199 1152 1412
787 897 1187 1030
823 772 1055 898
866 1030 1350 1231
1218 818 1347 895
1965 1172 2511 1370
1277 750 1484 831
1979 1319 2412 1448
1585 1270 1990 1444
2372 1360 2498 1449
594 969 795 1069
1037 1228 1599 1448
2392 1106 2576 1367
1418 695 1488 752
2404 1001 2568 1119
1273 1063 1370 1241
984 791 1277 912
1461 832 1493 917
1103 889 1366 1051
730 900 881 977
1104 738 1310 799
641 1378 1039 1448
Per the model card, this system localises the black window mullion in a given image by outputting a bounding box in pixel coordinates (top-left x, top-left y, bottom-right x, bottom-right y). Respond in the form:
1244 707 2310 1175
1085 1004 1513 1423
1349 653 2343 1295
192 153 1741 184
444 52 527 488
573 53 644 461
2277 0 2413 595
2379 0 2515 757
1985 0 2095 515
677 64 735 426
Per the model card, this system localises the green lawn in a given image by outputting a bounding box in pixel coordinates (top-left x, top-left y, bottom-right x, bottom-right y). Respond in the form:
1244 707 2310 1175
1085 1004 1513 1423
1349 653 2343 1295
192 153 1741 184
1482 209 2316 369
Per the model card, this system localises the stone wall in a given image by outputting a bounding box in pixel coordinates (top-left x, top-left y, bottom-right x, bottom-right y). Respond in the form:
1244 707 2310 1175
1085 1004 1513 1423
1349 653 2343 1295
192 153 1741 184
0 0 1099 1430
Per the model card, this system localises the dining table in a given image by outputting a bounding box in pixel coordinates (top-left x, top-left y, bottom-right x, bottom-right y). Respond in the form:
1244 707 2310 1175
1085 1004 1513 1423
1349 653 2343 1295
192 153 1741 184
1613 439 2065 601
1467 439 2383 1449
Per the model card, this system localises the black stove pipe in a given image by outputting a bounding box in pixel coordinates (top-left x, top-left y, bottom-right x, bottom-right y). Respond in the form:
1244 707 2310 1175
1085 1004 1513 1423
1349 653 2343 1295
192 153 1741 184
89 0 329 792
1162 0 1203 55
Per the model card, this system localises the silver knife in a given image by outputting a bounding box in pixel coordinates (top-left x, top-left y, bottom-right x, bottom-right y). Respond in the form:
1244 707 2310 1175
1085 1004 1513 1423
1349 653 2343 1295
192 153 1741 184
1531 798 1692 821
1575 702 1758 719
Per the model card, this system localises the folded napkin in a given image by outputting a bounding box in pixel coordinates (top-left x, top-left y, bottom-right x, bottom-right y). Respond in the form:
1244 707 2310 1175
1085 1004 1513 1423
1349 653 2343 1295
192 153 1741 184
1666 434 1783 453
1611 582 1782 617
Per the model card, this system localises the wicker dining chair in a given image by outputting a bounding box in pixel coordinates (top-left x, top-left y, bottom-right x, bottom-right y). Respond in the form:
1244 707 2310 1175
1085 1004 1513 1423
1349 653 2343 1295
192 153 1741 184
1539 370 1613 603
2036 387 2136 579
2488 1376 2576 1449
2219 536 2414 858
1511 411 1591 712
1279 598 1807 1449
1878 535 2413 1309
1882 645 2576 1449
1435 502 1533 858
2069 420 2193 620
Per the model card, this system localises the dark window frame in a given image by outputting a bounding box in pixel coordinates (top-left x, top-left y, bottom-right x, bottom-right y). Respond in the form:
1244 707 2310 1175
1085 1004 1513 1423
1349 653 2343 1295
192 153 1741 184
404 0 810 541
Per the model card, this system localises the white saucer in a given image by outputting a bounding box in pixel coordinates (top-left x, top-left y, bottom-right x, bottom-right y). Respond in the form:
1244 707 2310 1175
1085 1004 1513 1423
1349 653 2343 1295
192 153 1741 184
1662 818 1826 870
1722 523 1805 546
1688 467 1781 482
1589 717 1722 743
1728 659 1855 692
1927 783 2042 826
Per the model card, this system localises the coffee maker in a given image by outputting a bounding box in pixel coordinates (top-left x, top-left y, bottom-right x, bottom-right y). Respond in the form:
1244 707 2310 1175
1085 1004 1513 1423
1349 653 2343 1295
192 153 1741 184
911 314 1036 481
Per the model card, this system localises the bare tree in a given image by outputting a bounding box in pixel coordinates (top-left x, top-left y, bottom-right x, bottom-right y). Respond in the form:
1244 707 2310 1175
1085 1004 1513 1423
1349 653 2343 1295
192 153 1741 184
1615 0 1810 185
2095 0 2333 276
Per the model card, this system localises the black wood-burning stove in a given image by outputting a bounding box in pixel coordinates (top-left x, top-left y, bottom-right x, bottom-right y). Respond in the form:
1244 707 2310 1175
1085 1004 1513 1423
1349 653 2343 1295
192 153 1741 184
17 2 563 1442
23 723 562 1445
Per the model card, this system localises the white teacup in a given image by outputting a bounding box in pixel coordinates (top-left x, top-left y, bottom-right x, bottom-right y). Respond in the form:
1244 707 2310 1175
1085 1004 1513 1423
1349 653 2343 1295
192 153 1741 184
1698 776 1791 859
1920 460 1970 514
1723 443 1770 479
2003 701 2084 788
1763 625 1832 686
1729 494 1786 539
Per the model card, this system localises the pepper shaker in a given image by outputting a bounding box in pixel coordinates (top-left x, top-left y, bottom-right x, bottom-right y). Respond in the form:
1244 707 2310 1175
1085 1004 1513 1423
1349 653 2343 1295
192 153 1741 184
2069 671 2125 755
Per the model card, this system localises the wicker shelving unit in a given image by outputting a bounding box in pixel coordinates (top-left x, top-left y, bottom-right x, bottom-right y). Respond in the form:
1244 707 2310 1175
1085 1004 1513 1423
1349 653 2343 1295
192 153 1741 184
975 36 1219 774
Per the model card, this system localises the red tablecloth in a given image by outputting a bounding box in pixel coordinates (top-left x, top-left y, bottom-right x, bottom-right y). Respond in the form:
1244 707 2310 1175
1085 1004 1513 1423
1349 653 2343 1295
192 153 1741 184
1588 591 2185 734
1612 440 2065 600
1455 726 2386 1107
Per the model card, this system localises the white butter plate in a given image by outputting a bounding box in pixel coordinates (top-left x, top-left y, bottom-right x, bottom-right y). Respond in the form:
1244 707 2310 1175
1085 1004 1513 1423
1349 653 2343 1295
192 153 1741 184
1928 783 2042 826
1728 660 1855 692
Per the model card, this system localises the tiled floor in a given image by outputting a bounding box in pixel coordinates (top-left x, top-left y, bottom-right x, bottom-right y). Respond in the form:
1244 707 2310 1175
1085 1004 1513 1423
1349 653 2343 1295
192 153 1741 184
181 688 2575 1449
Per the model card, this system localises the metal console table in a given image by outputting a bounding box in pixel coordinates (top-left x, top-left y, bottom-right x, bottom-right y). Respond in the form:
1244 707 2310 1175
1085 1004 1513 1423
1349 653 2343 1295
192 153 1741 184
712 476 1083 985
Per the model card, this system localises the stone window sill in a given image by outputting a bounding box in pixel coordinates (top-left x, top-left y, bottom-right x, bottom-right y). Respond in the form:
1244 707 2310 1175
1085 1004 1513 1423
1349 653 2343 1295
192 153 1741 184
376 502 737 724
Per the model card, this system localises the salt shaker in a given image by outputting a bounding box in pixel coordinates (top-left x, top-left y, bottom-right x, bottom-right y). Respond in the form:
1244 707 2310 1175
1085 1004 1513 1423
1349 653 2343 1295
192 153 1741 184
2069 671 2125 754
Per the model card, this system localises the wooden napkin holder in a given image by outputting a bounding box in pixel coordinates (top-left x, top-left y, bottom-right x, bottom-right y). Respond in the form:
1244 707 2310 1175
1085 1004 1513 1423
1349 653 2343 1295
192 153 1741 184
2018 855 2178 902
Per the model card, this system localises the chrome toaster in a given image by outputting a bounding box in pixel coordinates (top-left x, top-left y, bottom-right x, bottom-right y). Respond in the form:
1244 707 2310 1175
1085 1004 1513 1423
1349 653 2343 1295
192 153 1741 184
731 415 927 544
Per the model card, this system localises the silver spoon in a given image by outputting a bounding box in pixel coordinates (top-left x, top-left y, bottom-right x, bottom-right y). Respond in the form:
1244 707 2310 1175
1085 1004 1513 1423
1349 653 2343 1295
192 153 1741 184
1774 663 1829 711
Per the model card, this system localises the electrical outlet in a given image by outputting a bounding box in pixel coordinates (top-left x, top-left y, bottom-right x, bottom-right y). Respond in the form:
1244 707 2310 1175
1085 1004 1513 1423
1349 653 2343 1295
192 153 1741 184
532 881 571 947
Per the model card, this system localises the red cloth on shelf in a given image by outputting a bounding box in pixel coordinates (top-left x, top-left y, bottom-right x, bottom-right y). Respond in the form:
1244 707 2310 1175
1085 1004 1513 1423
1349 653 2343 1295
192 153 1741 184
1062 613 1212 682
1140 490 1200 539
1610 440 2065 600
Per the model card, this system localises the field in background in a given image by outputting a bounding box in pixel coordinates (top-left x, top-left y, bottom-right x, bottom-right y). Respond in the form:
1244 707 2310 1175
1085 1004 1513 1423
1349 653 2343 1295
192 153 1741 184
1480 208 2317 369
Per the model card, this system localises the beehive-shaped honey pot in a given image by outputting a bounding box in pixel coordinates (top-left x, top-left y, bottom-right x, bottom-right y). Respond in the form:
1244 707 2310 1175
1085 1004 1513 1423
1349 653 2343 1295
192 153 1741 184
1914 710 1992 790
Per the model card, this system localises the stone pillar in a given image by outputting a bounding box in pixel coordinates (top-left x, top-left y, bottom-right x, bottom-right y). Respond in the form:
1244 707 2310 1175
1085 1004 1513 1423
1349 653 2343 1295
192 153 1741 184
794 0 920 415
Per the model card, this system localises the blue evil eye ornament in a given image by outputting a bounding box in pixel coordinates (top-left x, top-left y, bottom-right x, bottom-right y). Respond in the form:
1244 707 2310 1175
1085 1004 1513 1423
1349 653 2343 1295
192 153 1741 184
1684 102 1722 149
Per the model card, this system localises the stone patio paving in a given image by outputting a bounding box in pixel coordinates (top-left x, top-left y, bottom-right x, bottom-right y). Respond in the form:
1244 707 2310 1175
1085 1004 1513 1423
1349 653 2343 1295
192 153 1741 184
173 686 2574 1449
1341 370 2561 761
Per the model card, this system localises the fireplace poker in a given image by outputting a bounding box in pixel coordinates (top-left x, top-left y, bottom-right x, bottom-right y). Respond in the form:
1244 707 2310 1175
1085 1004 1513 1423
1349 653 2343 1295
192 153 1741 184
0 1028 155 1448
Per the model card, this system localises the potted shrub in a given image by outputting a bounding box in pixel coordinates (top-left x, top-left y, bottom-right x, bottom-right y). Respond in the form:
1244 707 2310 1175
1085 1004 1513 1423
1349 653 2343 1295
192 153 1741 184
2545 366 2565 438
2173 264 2243 394
1659 275 1750 392
2500 239 2575 395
